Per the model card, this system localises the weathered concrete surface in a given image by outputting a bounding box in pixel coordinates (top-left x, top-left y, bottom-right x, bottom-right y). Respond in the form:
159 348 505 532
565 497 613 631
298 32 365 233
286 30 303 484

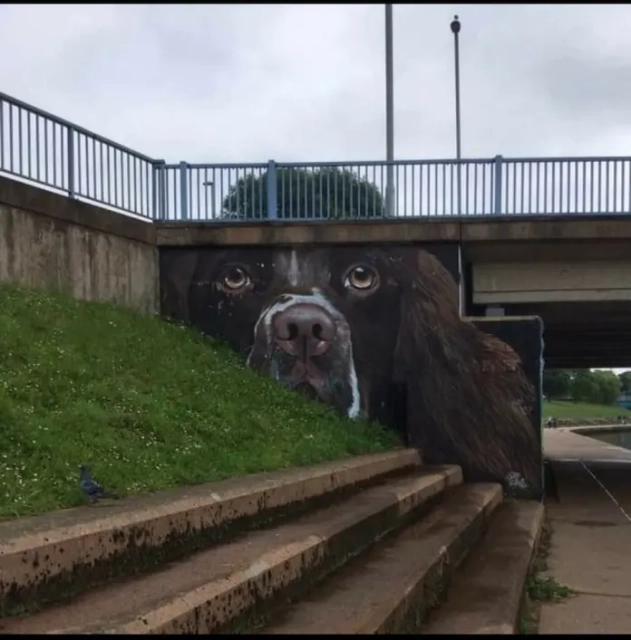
262 483 502 635
0 466 462 634
422 499 544 634
0 449 422 614
544 427 631 463
539 459 631 634
539 594 631 634
0 176 158 314
156 218 460 246
155 215 631 247
460 216 631 243
464 239 631 263
473 259 631 304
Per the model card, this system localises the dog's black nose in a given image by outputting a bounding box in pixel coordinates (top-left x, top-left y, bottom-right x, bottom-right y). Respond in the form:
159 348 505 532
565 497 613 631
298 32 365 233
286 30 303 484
272 304 336 358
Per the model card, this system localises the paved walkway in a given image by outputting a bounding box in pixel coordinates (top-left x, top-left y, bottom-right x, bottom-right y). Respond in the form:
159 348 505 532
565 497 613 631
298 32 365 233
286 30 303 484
541 426 631 634
544 426 631 464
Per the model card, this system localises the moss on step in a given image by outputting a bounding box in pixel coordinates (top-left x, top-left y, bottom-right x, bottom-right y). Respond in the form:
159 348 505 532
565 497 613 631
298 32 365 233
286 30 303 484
0 464 415 619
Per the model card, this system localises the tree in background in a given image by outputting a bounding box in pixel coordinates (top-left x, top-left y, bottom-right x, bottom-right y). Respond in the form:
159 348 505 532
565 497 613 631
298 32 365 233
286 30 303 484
542 369 572 400
221 167 385 220
591 370 622 405
568 369 621 405
619 371 631 396
570 370 600 404
544 368 625 405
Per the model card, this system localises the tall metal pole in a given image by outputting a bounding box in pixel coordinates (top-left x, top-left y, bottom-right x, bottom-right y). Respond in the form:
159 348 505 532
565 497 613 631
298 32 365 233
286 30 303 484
385 4 394 217
451 15 462 215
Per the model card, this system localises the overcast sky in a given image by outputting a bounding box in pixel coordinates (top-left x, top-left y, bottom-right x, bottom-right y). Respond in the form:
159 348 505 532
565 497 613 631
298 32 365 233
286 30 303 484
2 3 631 165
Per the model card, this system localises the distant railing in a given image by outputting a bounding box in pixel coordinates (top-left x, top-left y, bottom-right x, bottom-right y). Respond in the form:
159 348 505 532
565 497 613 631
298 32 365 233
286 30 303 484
2 91 631 222
161 158 631 221
159 159 497 221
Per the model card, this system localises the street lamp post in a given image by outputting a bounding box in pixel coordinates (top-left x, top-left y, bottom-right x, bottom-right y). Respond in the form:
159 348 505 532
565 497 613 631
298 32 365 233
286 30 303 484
385 3 394 217
451 15 462 216
203 181 216 219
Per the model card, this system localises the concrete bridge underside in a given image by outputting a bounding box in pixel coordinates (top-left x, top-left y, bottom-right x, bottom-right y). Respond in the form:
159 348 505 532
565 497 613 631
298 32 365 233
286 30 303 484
496 302 631 368
465 237 631 369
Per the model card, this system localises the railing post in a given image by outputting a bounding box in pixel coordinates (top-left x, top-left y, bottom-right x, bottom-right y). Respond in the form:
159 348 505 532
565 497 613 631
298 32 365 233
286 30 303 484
67 126 75 199
152 160 166 220
266 159 278 220
493 154 503 215
179 161 188 221
385 163 394 218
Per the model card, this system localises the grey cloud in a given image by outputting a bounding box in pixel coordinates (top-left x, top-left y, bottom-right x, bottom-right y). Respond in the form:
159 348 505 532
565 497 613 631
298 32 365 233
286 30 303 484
1 4 631 164
541 54 631 122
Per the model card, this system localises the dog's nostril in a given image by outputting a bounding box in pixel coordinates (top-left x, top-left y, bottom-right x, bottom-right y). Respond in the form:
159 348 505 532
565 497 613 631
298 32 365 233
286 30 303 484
287 323 299 341
312 323 323 340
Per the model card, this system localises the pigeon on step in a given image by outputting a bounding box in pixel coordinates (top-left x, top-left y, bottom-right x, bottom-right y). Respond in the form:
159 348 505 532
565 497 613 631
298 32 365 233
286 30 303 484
79 465 117 502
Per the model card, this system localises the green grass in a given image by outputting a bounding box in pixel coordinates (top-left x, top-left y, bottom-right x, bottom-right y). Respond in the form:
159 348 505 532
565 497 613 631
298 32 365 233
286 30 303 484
0 283 400 519
543 400 630 420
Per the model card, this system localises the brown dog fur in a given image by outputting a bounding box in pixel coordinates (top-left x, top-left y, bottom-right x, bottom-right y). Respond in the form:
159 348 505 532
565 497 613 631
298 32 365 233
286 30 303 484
389 248 539 486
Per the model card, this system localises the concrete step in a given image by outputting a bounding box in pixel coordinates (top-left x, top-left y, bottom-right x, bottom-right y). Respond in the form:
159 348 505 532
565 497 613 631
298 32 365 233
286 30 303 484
422 499 544 634
0 465 460 635
259 482 503 635
0 448 421 614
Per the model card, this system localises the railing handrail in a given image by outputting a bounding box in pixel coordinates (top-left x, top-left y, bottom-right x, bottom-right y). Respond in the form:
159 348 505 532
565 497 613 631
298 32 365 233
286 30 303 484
163 162 269 170
0 91 157 163
502 155 631 163
165 155 631 171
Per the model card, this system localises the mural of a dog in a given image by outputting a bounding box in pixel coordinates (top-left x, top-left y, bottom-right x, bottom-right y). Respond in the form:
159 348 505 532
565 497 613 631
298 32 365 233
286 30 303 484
161 245 541 491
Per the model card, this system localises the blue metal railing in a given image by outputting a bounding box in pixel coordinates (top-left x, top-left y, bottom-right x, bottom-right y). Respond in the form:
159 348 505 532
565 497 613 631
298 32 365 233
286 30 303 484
2 91 631 222
160 157 631 221
0 92 161 219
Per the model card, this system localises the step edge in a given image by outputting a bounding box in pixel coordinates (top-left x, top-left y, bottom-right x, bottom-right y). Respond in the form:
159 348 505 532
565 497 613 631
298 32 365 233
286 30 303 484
258 482 503 636
423 499 545 635
0 448 422 614
0 448 421 549
353 483 504 634
55 467 463 635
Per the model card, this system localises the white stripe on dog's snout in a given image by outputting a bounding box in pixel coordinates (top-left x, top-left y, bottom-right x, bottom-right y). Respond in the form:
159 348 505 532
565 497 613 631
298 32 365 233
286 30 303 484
249 292 361 419
346 367 361 419
288 250 300 287
263 293 340 328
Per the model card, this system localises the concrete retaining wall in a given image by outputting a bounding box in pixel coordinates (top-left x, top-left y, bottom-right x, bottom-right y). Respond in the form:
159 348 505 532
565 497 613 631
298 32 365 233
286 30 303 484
0 177 158 314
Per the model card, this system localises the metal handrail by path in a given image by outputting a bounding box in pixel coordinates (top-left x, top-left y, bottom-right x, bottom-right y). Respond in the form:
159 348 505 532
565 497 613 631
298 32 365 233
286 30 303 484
2 91 631 222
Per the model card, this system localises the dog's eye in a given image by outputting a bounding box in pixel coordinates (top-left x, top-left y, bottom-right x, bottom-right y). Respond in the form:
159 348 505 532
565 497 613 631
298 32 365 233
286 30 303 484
343 265 379 292
219 267 251 293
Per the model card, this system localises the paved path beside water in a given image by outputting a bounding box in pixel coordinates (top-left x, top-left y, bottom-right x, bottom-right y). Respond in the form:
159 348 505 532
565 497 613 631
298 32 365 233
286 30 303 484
541 426 631 634
544 426 631 464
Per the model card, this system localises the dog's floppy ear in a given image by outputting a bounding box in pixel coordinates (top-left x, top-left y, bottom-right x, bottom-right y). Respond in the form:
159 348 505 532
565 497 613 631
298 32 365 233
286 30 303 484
391 248 466 383
477 332 523 373
389 248 540 488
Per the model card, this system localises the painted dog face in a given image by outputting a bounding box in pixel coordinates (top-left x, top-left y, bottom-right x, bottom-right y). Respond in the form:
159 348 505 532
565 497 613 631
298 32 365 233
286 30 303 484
183 246 406 423
163 243 541 493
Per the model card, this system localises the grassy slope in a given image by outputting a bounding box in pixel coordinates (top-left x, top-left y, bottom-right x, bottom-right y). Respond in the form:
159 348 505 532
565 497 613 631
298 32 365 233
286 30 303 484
543 400 630 419
0 284 399 518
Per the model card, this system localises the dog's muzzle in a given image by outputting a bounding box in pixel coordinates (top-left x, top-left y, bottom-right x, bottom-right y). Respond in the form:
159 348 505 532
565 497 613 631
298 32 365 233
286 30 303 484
247 293 361 419
270 303 336 390
272 303 336 359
